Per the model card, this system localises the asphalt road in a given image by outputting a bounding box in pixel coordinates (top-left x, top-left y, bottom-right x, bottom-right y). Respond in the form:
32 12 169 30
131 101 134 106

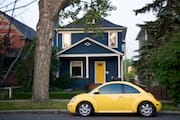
0 113 180 120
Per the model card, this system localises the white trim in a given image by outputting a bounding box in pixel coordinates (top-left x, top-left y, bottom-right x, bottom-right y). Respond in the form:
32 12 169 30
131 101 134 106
95 61 106 83
118 55 120 78
121 57 124 81
57 30 123 34
70 61 83 78
58 53 121 57
56 37 123 56
86 56 89 78
56 32 59 47
55 27 125 31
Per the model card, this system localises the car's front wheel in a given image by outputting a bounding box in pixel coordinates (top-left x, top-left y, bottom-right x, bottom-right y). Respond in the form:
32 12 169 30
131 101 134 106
77 102 93 117
138 102 156 117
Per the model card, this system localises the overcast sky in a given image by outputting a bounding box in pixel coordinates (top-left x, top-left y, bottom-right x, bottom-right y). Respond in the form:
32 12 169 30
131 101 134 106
0 0 156 59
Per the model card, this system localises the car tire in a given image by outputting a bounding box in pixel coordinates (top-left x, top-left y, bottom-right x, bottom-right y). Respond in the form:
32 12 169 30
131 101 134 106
138 102 156 117
77 102 93 117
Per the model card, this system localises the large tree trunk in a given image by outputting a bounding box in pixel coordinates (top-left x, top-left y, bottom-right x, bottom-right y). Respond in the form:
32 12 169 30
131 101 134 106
32 0 71 102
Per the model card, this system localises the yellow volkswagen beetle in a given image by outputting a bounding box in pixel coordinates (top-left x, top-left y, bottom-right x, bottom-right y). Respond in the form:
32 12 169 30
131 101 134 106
67 81 161 117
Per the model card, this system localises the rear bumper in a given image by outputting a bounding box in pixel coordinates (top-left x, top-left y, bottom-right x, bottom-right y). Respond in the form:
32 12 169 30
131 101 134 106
155 101 162 112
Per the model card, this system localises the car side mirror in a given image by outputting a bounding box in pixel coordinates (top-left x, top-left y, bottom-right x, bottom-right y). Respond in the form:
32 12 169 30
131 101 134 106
94 90 100 94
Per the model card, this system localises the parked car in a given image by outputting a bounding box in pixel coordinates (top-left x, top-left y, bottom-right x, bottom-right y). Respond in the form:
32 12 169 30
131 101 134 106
67 81 161 117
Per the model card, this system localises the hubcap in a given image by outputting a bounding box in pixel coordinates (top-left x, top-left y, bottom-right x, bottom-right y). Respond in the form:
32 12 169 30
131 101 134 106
140 103 153 116
79 103 91 116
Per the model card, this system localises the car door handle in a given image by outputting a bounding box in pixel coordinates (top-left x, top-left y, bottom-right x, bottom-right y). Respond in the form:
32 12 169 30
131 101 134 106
119 96 124 98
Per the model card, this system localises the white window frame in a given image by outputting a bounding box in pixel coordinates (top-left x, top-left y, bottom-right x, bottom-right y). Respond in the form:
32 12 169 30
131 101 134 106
108 31 118 48
62 32 71 48
70 61 83 78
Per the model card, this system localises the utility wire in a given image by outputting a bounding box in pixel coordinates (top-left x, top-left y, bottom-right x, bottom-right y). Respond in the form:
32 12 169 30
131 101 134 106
3 0 37 13
0 0 20 9
7 0 18 35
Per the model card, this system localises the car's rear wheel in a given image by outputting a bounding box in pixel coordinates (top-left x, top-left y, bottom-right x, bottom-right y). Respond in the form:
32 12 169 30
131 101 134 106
77 102 93 117
138 102 156 117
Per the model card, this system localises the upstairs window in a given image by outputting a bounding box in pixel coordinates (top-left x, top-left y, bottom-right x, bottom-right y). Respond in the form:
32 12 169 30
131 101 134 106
62 33 71 48
70 61 83 78
109 32 118 48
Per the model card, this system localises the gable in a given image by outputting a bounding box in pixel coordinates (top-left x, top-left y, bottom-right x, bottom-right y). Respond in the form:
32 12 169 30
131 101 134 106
63 40 113 54
0 11 36 40
57 37 123 56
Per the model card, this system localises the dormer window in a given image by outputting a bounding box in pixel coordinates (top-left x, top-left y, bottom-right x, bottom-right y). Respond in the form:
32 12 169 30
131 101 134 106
109 32 118 48
87 19 96 25
62 33 71 48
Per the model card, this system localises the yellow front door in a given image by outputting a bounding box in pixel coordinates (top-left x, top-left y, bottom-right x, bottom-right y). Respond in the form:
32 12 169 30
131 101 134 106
95 61 105 83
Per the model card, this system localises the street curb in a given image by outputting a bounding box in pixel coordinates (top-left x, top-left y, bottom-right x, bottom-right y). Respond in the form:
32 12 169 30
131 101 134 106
0 110 180 115
160 110 180 115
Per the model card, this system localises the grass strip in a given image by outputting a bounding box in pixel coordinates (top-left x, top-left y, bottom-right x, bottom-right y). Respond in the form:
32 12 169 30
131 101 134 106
0 101 68 110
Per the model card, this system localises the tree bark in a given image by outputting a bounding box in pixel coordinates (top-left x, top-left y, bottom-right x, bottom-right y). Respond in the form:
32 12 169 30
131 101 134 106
32 0 71 102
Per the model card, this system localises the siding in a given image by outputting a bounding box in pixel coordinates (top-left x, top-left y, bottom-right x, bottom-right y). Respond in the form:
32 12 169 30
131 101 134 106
56 31 123 53
63 40 114 54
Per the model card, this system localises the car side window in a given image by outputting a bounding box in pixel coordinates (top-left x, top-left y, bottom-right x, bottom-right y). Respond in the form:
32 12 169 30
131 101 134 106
123 84 140 93
99 84 123 94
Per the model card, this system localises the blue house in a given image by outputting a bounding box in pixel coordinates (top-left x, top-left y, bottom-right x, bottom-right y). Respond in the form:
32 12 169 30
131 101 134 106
54 17 127 89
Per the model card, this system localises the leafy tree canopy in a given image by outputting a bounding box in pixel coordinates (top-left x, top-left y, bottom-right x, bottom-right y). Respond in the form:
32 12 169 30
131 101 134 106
149 32 180 104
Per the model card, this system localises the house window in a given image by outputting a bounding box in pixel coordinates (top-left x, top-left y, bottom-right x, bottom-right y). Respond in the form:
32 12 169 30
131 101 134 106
70 61 83 78
122 41 126 52
109 32 118 48
62 33 71 48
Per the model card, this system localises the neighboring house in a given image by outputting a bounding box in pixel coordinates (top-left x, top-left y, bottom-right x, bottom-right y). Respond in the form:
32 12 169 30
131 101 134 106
54 17 127 89
0 11 36 86
136 29 148 48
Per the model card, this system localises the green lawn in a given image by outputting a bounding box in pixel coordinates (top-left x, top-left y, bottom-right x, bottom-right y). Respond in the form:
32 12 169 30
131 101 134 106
0 101 68 110
162 103 180 111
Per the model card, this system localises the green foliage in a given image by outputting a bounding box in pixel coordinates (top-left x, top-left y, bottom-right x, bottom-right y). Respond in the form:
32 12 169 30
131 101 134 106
134 0 180 104
149 32 180 104
50 73 72 90
49 47 59 81
15 41 35 91
0 91 83 100
15 43 60 91
58 0 116 33
133 41 156 85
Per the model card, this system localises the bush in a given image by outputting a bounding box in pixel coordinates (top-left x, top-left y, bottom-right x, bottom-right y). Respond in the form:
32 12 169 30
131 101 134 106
0 91 84 100
50 73 72 90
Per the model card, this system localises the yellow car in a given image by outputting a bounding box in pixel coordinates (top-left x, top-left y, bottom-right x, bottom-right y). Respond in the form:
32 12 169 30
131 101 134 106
67 81 161 117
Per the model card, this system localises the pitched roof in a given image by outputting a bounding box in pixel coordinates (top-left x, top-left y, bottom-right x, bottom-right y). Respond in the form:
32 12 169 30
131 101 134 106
56 16 127 40
65 17 125 29
0 11 36 40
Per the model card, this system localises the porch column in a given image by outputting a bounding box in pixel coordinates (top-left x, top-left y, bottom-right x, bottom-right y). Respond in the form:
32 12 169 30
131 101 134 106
56 31 58 47
121 56 124 81
118 55 121 79
86 56 89 78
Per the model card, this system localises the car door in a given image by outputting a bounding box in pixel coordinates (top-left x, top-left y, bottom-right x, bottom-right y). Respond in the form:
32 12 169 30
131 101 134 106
120 84 141 112
93 84 124 112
